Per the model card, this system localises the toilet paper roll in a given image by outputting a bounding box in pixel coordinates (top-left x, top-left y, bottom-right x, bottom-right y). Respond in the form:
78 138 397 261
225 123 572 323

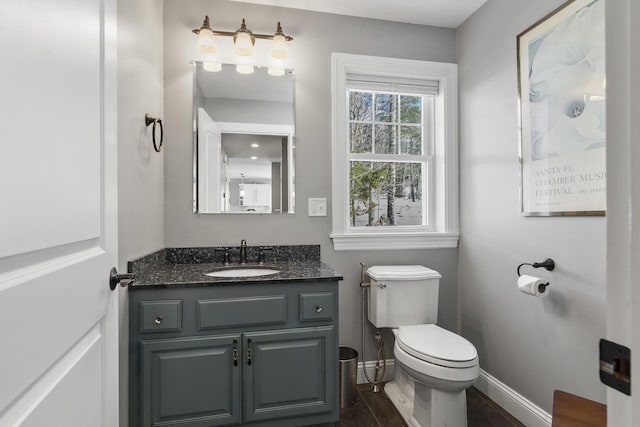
517 275 549 297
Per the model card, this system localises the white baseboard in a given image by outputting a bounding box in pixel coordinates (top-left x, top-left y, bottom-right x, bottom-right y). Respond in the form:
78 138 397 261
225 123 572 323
475 369 552 427
357 358 395 384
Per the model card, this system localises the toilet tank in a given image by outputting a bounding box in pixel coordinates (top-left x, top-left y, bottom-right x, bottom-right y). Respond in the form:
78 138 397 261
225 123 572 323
367 265 442 328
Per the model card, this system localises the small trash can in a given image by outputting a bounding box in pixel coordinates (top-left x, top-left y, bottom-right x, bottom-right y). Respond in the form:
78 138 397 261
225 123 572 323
339 346 358 408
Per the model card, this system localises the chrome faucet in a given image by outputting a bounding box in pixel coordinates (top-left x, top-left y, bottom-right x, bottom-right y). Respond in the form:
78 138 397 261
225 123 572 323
239 239 248 264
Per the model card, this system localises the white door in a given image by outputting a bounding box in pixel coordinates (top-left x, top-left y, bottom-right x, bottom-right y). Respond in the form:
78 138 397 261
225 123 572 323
606 0 639 425
0 0 118 426
198 108 224 212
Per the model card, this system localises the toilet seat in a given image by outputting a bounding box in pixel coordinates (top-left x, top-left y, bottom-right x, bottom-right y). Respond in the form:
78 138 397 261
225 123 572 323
394 340 480 384
396 324 478 368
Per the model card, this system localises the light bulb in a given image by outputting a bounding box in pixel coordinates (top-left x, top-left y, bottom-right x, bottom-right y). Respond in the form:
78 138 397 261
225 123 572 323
234 20 255 56
234 32 254 56
236 64 254 74
268 66 285 77
203 62 222 72
196 27 216 54
270 34 288 59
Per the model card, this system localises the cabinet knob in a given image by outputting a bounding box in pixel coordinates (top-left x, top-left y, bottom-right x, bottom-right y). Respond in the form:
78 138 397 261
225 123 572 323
314 305 323 313
154 316 164 325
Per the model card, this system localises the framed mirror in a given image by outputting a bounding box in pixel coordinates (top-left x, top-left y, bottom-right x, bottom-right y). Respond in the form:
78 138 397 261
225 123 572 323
192 62 295 214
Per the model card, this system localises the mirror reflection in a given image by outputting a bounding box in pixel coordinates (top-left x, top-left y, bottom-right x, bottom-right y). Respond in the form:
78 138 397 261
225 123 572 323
193 62 295 214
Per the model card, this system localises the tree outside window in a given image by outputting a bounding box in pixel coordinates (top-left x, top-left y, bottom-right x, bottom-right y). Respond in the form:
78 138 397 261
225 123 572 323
348 90 428 227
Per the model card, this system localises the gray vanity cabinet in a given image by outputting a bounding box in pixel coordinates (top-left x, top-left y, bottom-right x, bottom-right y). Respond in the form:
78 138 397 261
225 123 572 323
129 283 339 427
140 335 242 427
243 327 334 423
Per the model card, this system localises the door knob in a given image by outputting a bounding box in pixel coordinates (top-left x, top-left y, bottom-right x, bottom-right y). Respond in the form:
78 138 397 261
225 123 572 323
109 267 135 290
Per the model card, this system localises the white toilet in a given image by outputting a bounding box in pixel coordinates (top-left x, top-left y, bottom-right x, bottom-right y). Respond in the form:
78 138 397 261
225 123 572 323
367 265 479 427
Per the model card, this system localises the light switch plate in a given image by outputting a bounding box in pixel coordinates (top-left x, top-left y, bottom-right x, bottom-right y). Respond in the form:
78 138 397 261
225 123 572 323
308 198 327 217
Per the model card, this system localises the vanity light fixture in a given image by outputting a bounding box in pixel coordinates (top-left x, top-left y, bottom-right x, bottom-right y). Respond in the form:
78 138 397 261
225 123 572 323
203 62 222 72
192 16 292 74
268 67 285 77
195 16 217 54
233 19 254 57
236 63 255 75
270 22 289 59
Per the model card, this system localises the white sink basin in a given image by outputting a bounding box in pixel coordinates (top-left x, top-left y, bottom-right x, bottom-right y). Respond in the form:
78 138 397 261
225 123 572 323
206 268 280 278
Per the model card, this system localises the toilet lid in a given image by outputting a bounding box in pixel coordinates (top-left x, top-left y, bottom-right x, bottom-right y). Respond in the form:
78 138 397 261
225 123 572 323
397 324 478 368
367 265 441 281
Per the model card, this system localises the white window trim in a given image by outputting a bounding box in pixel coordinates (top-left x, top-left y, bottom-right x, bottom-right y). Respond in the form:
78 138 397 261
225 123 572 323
330 53 459 251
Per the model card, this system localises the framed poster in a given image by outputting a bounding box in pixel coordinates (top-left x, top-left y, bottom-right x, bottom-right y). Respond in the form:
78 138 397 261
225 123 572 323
517 0 606 216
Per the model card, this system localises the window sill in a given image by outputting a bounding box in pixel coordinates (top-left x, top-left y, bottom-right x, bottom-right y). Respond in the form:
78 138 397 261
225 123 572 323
329 232 459 251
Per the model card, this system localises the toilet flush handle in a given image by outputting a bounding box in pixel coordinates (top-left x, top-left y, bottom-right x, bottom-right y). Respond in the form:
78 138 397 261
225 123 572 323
377 282 387 289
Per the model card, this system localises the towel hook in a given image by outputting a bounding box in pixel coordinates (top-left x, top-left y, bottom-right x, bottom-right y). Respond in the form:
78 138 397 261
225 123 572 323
145 113 164 152
517 258 555 277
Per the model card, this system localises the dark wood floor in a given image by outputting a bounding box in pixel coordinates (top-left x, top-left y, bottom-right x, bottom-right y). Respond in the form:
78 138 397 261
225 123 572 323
338 384 525 427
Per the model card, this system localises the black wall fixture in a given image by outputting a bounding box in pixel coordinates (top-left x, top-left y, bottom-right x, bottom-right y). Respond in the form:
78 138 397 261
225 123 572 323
145 113 163 152
517 258 555 277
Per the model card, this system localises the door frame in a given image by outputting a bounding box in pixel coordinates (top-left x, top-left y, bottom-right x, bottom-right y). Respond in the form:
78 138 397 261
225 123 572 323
605 0 638 424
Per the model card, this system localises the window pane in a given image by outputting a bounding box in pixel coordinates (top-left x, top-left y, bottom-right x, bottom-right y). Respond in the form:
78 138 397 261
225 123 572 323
400 125 422 155
400 95 422 124
375 94 398 122
350 123 372 153
349 91 372 121
350 161 423 227
374 124 397 154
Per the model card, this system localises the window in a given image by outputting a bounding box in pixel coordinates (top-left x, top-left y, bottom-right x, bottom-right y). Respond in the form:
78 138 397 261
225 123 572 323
330 53 459 250
348 90 433 228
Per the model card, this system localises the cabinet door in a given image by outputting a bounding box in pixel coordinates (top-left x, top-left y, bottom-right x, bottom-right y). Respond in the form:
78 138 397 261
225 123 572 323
140 335 241 427
244 326 336 422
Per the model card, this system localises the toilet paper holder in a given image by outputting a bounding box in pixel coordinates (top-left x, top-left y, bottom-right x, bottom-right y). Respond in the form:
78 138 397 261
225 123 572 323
517 258 554 294
516 258 555 277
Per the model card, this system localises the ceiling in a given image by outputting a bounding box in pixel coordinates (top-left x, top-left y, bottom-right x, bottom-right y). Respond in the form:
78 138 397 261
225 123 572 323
223 134 284 180
222 134 283 159
229 0 487 28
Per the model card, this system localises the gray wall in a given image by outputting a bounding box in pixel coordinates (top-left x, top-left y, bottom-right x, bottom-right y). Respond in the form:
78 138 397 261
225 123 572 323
457 0 606 413
117 0 164 425
118 0 164 268
163 0 458 360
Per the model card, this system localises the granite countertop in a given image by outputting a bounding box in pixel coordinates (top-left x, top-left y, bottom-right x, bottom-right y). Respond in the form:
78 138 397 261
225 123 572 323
128 246 343 289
